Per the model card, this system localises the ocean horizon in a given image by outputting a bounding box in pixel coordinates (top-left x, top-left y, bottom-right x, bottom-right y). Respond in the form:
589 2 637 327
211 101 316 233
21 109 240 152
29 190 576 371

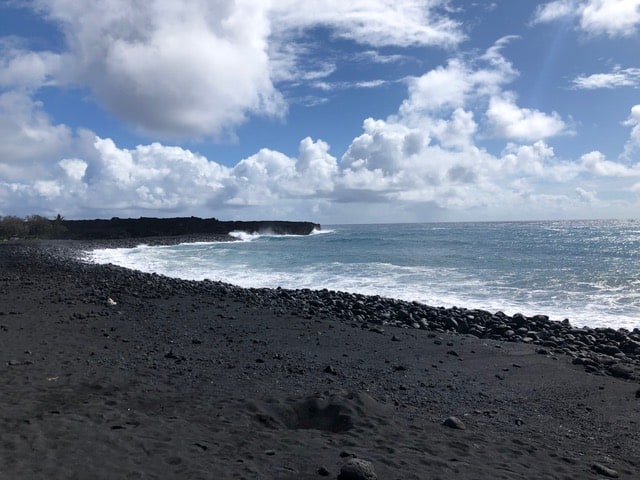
89 219 640 331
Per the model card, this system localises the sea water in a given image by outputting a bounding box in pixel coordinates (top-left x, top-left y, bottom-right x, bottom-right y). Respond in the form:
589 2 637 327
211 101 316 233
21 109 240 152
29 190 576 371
89 220 640 330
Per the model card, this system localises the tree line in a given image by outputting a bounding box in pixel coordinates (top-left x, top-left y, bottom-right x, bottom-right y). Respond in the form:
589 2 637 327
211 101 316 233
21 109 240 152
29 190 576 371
0 214 67 240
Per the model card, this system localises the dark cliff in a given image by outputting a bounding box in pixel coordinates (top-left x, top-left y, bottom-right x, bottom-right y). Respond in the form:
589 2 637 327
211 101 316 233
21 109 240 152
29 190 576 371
57 217 320 239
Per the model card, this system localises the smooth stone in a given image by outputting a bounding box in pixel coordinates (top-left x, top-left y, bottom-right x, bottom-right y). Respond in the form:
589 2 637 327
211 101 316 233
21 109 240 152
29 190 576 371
443 416 466 430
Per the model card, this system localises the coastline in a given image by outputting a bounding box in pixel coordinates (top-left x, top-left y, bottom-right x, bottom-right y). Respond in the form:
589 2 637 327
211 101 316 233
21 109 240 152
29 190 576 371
1 240 639 479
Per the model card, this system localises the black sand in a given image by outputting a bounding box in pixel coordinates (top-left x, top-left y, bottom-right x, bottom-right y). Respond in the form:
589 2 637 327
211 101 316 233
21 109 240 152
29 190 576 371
1 241 639 479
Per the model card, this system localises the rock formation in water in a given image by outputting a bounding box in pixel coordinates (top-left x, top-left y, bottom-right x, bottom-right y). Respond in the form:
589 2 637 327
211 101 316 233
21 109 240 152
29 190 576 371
56 217 320 239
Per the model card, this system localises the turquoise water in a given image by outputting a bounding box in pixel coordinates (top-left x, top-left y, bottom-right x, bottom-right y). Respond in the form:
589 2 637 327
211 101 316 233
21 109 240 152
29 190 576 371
90 220 640 330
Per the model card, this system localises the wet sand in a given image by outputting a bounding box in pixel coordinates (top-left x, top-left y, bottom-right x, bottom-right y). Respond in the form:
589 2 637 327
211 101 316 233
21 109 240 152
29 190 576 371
1 241 639 479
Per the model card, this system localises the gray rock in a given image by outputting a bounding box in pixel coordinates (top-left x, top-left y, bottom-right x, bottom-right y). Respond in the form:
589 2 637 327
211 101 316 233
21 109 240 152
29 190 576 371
443 416 466 430
317 465 330 476
338 458 377 480
591 462 619 478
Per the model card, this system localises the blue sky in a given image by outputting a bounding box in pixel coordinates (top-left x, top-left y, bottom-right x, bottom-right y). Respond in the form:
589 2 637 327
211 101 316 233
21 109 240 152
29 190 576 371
1 0 639 223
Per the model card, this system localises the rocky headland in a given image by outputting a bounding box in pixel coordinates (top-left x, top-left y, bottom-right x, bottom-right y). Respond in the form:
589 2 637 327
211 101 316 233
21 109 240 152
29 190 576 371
56 216 320 240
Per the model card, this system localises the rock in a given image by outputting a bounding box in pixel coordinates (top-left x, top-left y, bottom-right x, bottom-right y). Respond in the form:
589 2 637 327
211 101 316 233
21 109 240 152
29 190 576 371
338 458 377 480
324 365 338 375
339 450 356 458
443 416 466 430
599 344 622 356
591 463 619 478
444 317 458 331
317 466 330 476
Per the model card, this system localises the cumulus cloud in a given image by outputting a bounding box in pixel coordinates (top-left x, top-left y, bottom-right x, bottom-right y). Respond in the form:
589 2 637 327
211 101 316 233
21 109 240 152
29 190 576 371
0 41 61 90
58 158 88 182
228 138 338 205
399 36 518 120
486 93 567 141
580 150 640 176
576 186 598 203
572 66 640 89
622 104 640 159
398 36 568 144
0 91 72 180
31 0 283 139
533 0 640 37
580 0 640 37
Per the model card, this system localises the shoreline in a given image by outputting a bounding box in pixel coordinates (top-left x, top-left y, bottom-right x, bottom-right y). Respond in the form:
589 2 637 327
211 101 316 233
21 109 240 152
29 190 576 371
1 240 639 479
78 236 640 373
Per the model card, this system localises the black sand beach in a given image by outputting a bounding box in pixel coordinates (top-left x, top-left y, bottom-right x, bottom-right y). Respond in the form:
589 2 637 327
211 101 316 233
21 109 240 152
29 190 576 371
1 240 639 479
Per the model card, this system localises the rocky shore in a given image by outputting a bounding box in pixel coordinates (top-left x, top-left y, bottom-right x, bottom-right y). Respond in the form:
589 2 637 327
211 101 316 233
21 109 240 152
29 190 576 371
1 240 639 479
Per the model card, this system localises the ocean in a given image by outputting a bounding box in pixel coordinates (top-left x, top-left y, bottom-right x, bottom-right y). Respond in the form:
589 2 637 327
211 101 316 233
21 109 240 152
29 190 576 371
89 220 640 330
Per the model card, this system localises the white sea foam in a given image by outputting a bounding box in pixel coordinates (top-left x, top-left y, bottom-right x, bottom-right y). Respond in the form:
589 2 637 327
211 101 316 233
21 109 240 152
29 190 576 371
228 230 262 242
311 228 335 235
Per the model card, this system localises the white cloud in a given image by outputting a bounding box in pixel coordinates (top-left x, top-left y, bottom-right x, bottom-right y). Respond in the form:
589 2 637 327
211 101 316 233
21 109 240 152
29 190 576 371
622 104 640 159
533 0 640 37
532 0 576 24
0 91 72 180
3 120 640 221
0 42 61 90
580 0 640 37
486 93 567 141
270 0 464 48
581 150 640 176
576 186 598 203
398 36 518 124
33 0 283 139
58 158 87 182
401 59 471 114
572 66 640 89
434 108 478 149
501 141 556 178
311 79 389 92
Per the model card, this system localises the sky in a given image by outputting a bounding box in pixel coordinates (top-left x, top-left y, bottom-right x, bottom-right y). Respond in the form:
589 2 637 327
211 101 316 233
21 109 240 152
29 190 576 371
0 0 639 224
